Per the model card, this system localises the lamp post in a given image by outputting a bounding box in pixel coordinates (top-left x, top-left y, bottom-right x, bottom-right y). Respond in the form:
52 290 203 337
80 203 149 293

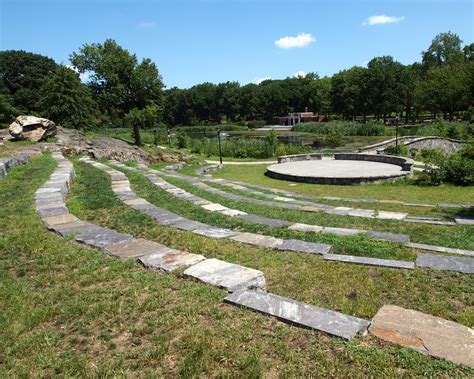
167 127 171 147
217 128 223 165
153 126 158 146
395 114 400 153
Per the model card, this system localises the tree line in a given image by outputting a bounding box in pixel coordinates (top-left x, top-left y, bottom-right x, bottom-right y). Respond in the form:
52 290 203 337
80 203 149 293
1 32 473 145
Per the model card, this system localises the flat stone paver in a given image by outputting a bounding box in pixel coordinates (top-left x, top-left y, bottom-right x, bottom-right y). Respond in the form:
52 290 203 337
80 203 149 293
193 227 239 239
220 209 248 217
239 214 292 227
184 258 266 292
104 238 169 259
288 223 324 233
416 253 474 274
230 232 284 248
50 221 96 236
173 219 207 231
369 305 474 367
406 242 474 257
75 226 133 249
377 211 407 220
43 213 79 227
348 209 374 218
224 290 369 340
139 249 206 272
324 254 415 270
276 239 332 255
37 206 70 218
455 217 474 225
367 231 410 243
123 198 150 206
201 203 229 212
322 227 364 236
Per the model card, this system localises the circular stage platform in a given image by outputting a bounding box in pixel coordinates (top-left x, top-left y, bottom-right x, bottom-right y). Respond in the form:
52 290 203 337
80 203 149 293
266 158 411 185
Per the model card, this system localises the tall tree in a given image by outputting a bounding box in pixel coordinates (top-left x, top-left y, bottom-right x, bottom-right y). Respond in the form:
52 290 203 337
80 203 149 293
422 32 464 70
0 50 57 113
70 39 164 144
38 66 97 129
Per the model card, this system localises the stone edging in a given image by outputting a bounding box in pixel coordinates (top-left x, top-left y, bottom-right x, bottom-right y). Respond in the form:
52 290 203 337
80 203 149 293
334 153 414 172
0 154 30 179
277 153 322 164
31 154 474 366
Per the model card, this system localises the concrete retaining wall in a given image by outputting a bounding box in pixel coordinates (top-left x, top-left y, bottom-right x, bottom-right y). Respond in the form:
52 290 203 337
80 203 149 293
277 153 322 164
334 153 414 172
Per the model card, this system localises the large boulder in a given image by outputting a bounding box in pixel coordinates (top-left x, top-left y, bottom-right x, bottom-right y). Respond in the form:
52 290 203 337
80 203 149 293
9 115 56 142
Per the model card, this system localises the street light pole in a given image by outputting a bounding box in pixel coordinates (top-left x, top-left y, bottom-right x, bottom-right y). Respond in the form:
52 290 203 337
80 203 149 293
217 128 223 165
167 127 171 147
395 114 400 153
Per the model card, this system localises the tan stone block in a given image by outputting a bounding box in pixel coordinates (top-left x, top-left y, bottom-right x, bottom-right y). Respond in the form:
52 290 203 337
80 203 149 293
124 198 149 206
43 213 78 227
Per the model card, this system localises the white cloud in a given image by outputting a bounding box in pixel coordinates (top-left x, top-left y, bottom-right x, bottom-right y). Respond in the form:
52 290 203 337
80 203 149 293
294 71 305 78
137 21 157 29
255 76 272 84
362 15 405 26
275 33 315 49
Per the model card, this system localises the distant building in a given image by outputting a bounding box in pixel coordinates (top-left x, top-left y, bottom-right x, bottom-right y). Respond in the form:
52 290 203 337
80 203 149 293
279 112 326 126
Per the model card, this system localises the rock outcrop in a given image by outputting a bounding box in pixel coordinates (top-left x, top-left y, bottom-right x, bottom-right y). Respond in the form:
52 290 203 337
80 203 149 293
9 116 57 142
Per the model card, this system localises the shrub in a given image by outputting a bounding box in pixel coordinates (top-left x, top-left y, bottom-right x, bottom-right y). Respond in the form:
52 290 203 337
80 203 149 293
385 142 410 157
176 131 188 149
325 128 344 147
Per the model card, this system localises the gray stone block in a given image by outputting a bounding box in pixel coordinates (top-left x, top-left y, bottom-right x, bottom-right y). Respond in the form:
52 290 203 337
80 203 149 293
104 238 169 259
173 219 207 231
406 242 474 257
224 290 369 340
139 249 206 272
348 209 375 218
239 214 292 227
454 217 474 225
75 226 133 249
324 254 415 270
230 232 284 248
53 221 97 237
322 227 364 236
37 206 70 218
276 239 332 255
416 253 474 274
184 258 266 292
193 227 239 239
367 231 410 243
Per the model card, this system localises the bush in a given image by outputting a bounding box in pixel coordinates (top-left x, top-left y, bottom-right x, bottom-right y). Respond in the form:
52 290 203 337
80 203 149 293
325 128 344 147
420 145 474 185
176 131 188 149
385 142 410 157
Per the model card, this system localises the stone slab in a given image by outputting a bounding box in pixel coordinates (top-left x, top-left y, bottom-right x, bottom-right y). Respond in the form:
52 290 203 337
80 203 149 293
302 206 324 213
230 232 284 248
369 305 474 367
193 227 239 239
52 221 97 237
224 290 369 340
288 223 324 233
238 214 292 227
173 219 207 231
376 211 408 220
220 209 248 217
139 249 206 272
276 239 332 255
324 254 415 270
367 231 410 243
104 238 169 259
184 258 266 292
37 206 70 218
123 198 149 206
201 203 229 212
43 213 79 227
454 217 474 225
348 209 374 218
406 242 474 257
406 218 456 226
322 227 364 236
75 226 133 249
416 253 474 274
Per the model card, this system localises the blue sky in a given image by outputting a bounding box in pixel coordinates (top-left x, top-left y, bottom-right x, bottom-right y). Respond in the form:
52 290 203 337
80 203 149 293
1 0 473 88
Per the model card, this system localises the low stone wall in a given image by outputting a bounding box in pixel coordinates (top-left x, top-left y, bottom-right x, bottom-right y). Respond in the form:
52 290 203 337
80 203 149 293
0 154 30 179
277 153 322 164
334 153 414 172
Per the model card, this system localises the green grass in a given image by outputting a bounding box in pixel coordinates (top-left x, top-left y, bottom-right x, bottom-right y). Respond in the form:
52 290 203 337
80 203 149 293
1 155 473 376
151 171 474 251
210 164 474 206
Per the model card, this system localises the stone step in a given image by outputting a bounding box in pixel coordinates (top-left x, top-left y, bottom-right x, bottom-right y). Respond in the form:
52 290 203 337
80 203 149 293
406 242 474 257
230 232 284 249
324 254 415 270
224 290 369 340
416 253 474 274
75 225 133 249
369 305 474 367
139 249 206 272
192 226 239 239
276 239 332 255
104 238 169 260
184 258 266 292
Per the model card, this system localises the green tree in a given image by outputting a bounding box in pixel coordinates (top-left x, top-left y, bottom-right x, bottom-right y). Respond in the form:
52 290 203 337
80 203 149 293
0 50 57 113
125 105 159 146
37 66 96 129
265 129 278 155
0 94 20 124
422 32 464 70
71 39 164 144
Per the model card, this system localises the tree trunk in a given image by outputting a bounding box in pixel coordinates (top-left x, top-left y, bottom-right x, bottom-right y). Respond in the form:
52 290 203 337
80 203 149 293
133 124 142 146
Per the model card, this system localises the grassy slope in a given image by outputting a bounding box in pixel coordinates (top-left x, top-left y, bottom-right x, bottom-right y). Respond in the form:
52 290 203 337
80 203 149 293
1 155 473 377
210 164 474 205
149 172 474 251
